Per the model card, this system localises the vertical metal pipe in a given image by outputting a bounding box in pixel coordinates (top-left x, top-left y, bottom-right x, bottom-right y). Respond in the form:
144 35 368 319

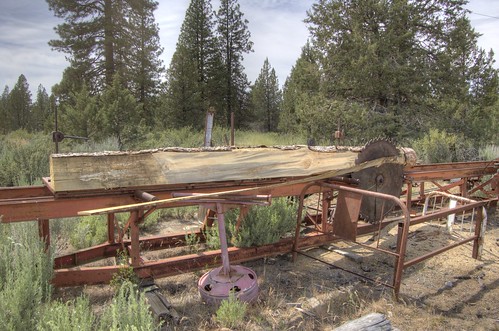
405 181 412 212
54 99 59 153
216 203 231 275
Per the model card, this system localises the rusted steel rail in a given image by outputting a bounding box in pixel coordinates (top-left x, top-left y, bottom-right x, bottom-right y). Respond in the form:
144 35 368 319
404 160 498 206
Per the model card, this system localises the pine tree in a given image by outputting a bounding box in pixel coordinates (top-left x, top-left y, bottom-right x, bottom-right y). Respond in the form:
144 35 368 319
100 73 142 150
162 0 221 129
61 84 100 140
47 0 164 102
30 85 50 132
47 0 124 89
279 42 321 133
250 58 282 132
7 75 32 131
215 0 253 127
162 45 200 128
305 0 498 142
0 86 10 134
124 0 165 126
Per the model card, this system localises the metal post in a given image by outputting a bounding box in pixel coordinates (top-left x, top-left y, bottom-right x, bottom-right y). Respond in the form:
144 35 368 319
230 112 235 146
405 181 412 212
472 207 484 259
38 219 50 251
54 98 59 153
216 203 231 276
107 213 115 244
130 210 141 267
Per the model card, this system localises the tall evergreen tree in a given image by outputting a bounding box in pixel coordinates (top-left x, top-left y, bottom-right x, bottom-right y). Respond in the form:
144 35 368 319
100 73 142 150
47 0 125 90
305 0 498 142
162 45 200 128
0 86 9 134
47 0 164 104
215 0 253 127
124 0 165 125
30 85 50 132
163 0 221 129
61 84 100 139
279 41 321 133
8 75 32 131
250 58 282 132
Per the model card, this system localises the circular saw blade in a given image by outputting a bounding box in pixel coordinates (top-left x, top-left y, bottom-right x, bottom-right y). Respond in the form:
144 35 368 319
352 139 404 222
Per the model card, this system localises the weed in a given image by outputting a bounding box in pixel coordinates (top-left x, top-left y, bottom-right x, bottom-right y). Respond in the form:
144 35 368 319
37 296 95 331
99 281 161 331
109 250 139 292
69 215 108 249
215 292 247 329
479 144 499 161
185 232 201 252
204 224 221 250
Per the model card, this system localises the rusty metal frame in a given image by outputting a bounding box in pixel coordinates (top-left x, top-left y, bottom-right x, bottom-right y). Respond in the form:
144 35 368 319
292 182 494 298
0 160 497 292
404 160 498 207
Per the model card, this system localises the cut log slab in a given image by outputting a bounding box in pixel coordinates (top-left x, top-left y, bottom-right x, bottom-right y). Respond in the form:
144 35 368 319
334 313 396 331
49 145 407 193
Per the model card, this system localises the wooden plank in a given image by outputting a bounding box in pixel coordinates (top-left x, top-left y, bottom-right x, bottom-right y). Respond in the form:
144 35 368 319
50 146 364 192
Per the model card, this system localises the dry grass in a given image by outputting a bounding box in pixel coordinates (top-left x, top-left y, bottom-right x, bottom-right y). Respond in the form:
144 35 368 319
53 207 499 331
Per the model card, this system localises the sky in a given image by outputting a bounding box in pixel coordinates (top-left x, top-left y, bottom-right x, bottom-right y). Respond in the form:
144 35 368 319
0 0 498 95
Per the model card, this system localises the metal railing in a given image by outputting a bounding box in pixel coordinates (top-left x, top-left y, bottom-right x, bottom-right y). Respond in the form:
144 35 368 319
292 181 491 298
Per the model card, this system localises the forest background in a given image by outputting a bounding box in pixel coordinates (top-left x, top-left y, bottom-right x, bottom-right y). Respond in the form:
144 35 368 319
0 0 498 187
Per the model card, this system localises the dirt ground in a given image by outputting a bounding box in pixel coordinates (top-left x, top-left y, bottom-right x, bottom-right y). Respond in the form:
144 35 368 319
54 204 499 330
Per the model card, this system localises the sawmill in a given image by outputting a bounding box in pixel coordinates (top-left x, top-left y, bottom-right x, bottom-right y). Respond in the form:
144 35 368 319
0 139 498 307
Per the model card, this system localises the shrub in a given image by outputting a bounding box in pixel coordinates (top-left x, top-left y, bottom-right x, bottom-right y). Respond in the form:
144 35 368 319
99 281 160 331
203 224 221 250
227 198 300 248
109 250 139 293
0 222 54 330
215 292 247 329
0 130 52 186
37 296 95 331
479 145 499 161
413 129 479 163
69 216 108 250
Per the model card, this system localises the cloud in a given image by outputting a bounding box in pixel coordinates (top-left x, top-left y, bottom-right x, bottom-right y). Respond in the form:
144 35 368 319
0 0 497 95
0 2 67 92
240 0 314 84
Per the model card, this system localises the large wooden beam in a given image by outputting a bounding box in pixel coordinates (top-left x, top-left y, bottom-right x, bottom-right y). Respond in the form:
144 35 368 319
50 146 371 193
